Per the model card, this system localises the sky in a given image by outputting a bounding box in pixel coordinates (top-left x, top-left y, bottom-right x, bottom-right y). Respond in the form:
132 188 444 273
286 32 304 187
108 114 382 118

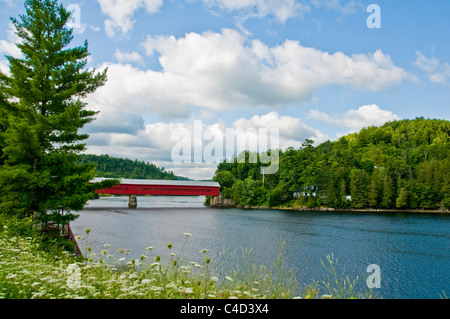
1 0 449 180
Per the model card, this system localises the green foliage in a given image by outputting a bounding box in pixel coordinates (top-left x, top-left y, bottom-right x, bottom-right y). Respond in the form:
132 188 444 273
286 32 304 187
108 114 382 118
77 154 185 180
213 118 449 210
213 170 235 191
0 0 108 223
396 186 409 209
320 254 377 299
0 213 77 255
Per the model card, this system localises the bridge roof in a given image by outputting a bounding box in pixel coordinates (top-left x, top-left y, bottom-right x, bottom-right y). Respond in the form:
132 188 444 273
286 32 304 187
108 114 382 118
91 178 220 188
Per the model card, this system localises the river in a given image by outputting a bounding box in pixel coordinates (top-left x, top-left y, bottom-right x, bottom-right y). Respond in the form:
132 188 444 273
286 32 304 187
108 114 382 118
71 196 450 299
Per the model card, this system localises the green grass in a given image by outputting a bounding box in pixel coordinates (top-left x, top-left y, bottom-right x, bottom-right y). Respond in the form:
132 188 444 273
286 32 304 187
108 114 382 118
0 215 377 299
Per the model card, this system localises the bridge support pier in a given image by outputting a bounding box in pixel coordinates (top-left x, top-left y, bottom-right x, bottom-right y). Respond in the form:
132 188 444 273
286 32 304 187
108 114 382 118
210 195 236 208
128 195 137 208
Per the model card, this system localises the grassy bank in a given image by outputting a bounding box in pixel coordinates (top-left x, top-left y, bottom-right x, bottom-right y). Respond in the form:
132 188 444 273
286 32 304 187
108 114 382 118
0 215 375 299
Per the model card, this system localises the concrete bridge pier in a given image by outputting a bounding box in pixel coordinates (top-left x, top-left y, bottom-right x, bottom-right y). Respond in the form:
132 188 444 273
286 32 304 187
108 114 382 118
128 195 137 208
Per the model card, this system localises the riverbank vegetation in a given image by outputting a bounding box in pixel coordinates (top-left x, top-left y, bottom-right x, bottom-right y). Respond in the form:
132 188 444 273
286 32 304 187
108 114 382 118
0 214 376 299
213 118 449 212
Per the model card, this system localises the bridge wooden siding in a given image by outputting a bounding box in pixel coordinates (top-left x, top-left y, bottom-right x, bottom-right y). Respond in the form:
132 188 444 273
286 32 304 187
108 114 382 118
92 178 221 207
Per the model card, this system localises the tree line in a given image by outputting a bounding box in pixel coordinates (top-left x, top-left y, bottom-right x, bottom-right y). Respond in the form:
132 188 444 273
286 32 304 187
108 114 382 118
213 118 449 211
77 154 187 180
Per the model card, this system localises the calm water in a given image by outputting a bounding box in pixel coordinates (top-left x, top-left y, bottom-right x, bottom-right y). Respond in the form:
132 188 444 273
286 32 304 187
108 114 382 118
71 196 450 299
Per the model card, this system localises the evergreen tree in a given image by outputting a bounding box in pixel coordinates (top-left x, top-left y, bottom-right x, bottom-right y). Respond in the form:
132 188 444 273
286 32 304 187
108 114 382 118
350 169 369 208
367 178 379 208
325 173 338 208
381 175 394 209
338 178 348 209
396 187 409 209
0 0 114 224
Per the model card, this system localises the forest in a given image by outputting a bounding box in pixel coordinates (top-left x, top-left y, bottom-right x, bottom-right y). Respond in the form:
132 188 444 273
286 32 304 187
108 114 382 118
212 118 450 211
78 154 188 181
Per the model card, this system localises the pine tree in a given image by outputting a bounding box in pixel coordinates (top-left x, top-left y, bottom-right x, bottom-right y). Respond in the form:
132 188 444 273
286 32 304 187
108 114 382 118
350 169 369 208
0 0 114 224
395 178 408 209
368 178 379 208
338 178 348 209
381 175 394 209
396 187 408 209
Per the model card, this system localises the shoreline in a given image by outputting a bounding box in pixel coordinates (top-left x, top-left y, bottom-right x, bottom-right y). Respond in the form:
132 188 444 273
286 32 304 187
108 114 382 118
238 206 448 214
210 199 449 214
274 206 448 214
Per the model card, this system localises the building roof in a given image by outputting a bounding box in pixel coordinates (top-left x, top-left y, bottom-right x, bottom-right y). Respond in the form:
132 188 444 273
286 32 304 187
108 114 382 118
91 177 220 188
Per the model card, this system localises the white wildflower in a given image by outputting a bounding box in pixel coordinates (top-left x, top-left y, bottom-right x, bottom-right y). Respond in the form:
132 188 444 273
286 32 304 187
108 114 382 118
66 263 81 290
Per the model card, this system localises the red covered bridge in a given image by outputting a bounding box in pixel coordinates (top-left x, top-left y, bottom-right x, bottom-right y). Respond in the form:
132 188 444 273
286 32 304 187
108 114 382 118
92 178 220 208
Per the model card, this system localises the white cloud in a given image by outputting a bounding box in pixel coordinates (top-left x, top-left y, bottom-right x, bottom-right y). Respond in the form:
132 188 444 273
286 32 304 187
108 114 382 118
0 23 23 75
84 62 192 119
0 60 9 75
138 29 409 114
84 112 328 179
91 25 102 32
308 104 401 131
0 23 22 59
114 49 144 65
85 29 409 125
232 112 329 148
310 0 361 15
97 0 163 37
198 0 310 23
415 51 450 84
85 110 146 135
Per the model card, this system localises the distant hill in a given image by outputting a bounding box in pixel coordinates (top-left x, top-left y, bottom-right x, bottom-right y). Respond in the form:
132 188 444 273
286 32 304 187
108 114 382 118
213 117 449 210
78 154 189 181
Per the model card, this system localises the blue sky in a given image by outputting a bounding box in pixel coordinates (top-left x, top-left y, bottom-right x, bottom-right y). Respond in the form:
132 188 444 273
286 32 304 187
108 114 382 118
1 0 449 179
